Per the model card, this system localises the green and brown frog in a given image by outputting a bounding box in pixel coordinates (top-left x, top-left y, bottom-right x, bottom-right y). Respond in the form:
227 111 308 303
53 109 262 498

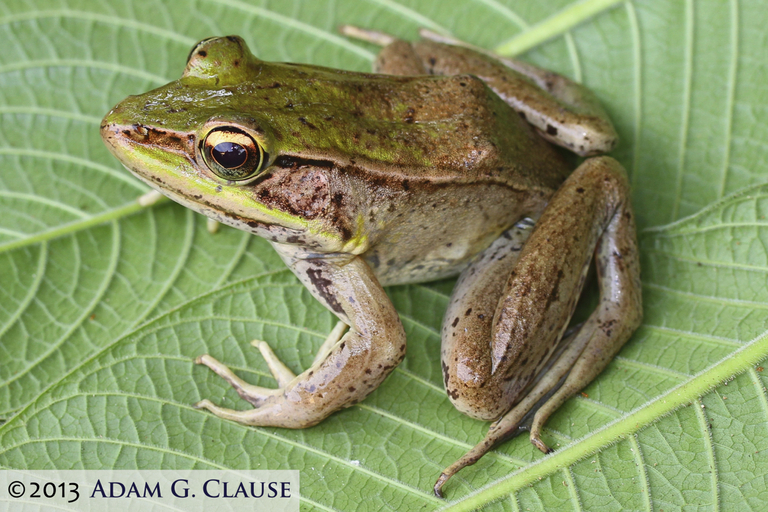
100 27 642 496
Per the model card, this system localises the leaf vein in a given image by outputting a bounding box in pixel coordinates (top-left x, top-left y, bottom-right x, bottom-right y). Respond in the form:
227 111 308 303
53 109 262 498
694 398 720 512
670 0 694 221
716 0 740 198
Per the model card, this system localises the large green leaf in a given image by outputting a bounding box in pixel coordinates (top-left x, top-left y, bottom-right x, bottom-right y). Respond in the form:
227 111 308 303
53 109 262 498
1 0 768 510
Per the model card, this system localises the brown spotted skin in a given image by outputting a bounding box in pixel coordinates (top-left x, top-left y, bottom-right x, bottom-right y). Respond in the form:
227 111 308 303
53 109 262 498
100 32 641 496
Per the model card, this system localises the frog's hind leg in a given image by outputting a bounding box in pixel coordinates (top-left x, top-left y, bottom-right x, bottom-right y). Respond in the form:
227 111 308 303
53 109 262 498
338 25 396 47
435 156 642 497
412 32 617 156
341 25 617 154
340 25 428 75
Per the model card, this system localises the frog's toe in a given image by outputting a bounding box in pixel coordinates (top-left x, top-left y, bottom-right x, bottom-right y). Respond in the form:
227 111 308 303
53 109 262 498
531 436 553 454
250 340 297 387
338 25 396 46
195 353 279 407
193 399 269 425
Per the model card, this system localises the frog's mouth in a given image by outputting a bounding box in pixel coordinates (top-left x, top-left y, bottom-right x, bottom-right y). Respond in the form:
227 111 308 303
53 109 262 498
100 118 195 167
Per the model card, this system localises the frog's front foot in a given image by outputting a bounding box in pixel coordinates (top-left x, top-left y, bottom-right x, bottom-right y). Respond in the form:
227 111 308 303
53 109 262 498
194 340 304 425
195 322 352 426
195 340 294 405
192 278 405 429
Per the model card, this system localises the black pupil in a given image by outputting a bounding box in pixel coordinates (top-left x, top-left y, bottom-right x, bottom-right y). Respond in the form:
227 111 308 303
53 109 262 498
211 142 247 169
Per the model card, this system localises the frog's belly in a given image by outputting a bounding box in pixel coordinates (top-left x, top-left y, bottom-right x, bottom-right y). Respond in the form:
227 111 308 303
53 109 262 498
363 183 536 286
364 239 479 286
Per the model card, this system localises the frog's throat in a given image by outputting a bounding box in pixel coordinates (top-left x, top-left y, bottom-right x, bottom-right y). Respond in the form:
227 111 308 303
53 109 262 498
127 164 332 241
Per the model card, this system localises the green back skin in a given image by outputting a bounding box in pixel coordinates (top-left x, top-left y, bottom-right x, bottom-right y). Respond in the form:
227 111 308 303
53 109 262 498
102 36 570 284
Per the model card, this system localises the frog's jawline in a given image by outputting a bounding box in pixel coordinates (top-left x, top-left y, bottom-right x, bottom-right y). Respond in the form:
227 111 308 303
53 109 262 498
125 164 311 246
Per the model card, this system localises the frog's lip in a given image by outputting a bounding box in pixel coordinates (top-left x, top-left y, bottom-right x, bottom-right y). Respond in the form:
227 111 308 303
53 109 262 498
100 120 195 160
100 119 200 193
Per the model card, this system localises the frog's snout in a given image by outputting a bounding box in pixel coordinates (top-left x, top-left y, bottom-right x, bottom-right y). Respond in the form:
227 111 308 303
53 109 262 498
101 121 150 147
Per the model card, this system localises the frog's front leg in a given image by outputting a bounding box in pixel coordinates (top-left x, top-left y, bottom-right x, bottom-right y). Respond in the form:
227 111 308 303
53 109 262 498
194 248 406 428
434 156 642 496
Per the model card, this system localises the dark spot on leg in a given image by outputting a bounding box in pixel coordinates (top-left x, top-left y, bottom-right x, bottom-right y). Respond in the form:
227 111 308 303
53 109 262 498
306 268 344 314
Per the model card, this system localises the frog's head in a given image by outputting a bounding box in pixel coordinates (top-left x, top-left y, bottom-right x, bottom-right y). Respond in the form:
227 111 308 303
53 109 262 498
100 36 355 252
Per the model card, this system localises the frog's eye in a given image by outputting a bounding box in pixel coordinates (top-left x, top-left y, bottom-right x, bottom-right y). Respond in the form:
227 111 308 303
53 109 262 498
202 128 267 181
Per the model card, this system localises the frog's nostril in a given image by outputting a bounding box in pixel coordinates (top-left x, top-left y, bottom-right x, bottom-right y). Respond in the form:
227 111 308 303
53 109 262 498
119 124 149 142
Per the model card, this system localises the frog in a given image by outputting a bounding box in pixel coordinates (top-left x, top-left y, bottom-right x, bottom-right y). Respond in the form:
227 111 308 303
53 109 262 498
100 27 642 497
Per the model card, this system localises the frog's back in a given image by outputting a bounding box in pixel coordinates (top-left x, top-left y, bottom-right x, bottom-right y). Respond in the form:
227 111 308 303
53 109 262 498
249 63 570 193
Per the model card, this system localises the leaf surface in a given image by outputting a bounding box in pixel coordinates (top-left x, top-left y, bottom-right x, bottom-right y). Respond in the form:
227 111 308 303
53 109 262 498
2 1 768 510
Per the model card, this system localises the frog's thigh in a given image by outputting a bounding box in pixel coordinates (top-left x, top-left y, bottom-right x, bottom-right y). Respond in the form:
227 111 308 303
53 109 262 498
441 220 534 420
410 40 616 155
374 40 427 75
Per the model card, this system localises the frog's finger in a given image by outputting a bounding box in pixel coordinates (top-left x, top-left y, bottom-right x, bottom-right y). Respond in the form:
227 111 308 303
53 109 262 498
310 321 348 367
193 399 316 428
194 354 280 407
137 189 164 207
193 399 275 424
206 217 220 234
251 340 296 388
